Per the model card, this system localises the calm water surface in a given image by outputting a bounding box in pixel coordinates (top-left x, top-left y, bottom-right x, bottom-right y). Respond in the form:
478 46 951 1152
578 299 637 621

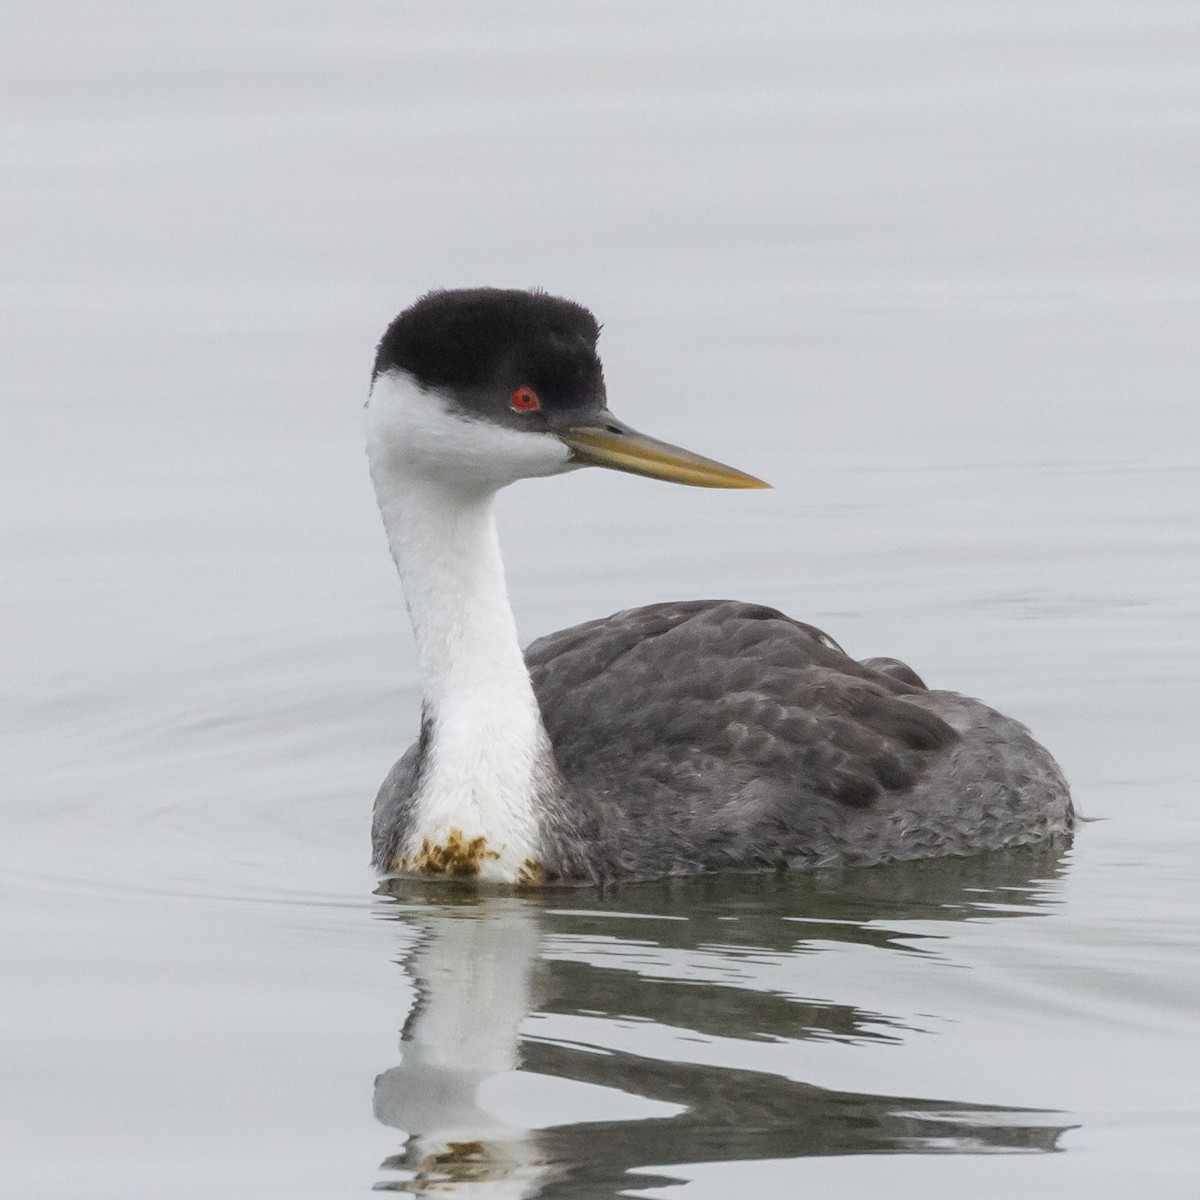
3 2 1199 1197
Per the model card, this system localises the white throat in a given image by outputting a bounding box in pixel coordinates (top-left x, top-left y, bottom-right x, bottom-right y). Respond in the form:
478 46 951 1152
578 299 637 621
367 371 570 881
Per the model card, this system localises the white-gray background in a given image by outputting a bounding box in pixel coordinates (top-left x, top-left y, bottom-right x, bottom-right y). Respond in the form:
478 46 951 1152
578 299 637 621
3 2 1198 1197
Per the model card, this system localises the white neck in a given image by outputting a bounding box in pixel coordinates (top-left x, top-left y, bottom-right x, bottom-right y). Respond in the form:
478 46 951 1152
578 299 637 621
367 373 568 881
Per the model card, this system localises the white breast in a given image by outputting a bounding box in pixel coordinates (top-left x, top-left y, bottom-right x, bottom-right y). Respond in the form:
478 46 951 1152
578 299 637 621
367 370 568 883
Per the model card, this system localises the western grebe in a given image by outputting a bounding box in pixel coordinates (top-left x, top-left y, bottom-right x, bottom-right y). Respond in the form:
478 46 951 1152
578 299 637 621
366 288 1072 884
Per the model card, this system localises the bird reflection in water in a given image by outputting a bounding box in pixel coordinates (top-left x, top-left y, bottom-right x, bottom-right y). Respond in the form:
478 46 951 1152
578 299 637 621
372 840 1076 1197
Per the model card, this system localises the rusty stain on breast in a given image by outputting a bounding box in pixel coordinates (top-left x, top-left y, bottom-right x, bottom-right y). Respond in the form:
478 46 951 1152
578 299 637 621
392 835 562 885
516 857 560 887
396 828 502 877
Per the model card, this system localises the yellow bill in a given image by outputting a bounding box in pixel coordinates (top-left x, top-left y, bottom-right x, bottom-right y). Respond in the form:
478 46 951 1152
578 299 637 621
559 424 770 490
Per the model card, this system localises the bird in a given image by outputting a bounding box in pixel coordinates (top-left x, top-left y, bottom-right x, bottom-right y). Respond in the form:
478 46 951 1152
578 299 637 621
366 287 1073 886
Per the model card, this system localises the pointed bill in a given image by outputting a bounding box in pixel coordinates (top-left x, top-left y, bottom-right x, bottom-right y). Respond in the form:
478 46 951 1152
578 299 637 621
558 421 770 490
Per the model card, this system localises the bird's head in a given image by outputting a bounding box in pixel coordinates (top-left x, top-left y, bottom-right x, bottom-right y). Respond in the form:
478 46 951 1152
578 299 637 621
366 287 769 494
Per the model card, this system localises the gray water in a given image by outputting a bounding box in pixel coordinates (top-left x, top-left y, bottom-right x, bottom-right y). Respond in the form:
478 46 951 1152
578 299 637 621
3 2 1199 1196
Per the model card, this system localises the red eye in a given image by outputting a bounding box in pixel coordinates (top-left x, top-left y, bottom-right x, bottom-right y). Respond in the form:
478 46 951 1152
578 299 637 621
511 386 540 412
